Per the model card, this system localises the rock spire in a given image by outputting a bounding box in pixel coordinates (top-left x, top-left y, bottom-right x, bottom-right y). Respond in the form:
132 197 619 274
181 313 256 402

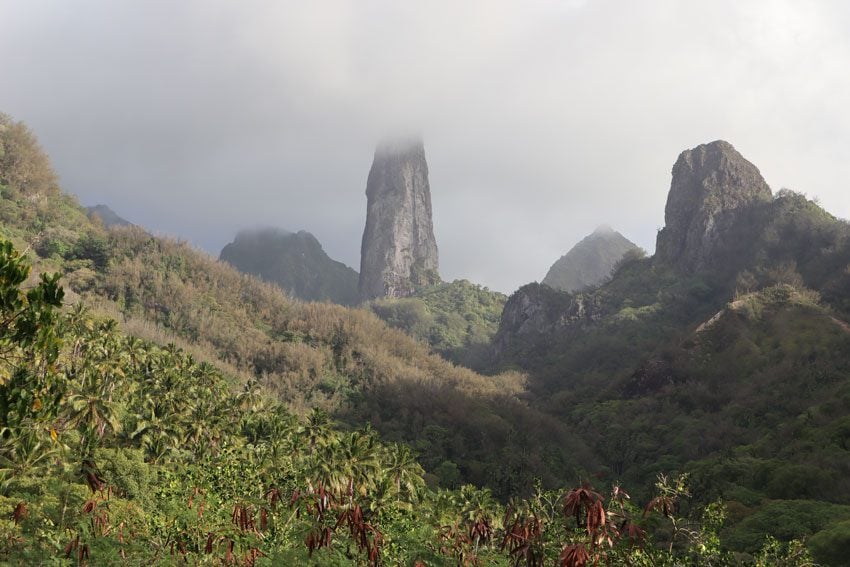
359 138 440 301
655 140 772 273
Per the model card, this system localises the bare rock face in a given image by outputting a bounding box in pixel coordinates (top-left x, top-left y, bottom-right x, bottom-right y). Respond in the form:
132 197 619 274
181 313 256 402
359 138 440 301
493 283 601 356
655 140 772 273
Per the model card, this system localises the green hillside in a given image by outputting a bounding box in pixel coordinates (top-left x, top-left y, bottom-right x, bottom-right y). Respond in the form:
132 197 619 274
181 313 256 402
2 111 849 563
1 114 591 494
369 279 506 367
491 189 850 560
0 236 819 564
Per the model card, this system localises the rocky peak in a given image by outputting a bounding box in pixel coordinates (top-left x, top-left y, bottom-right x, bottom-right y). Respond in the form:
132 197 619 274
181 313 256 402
655 140 772 273
493 283 601 356
543 226 641 293
359 137 440 301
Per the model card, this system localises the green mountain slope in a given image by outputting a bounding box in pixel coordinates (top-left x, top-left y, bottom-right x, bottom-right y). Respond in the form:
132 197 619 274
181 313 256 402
220 227 360 306
369 279 506 367
3 114 849 562
492 142 850 560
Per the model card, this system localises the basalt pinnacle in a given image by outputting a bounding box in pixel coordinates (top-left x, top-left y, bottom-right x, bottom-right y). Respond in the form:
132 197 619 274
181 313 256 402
359 138 440 301
655 140 772 273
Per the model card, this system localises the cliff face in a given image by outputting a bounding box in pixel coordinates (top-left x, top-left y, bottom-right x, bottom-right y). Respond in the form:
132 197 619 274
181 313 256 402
359 139 440 301
655 140 772 274
493 283 602 356
543 226 641 292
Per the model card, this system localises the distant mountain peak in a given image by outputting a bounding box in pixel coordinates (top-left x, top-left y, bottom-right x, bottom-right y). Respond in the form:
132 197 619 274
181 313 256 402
542 227 641 293
85 204 132 228
220 227 359 305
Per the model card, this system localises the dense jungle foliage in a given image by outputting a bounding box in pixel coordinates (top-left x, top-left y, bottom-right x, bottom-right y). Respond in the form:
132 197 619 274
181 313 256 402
490 195 850 561
369 280 506 367
0 236 824 566
2 112 850 562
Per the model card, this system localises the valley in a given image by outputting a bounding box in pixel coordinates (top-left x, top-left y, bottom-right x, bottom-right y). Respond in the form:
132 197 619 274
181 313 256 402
0 112 848 564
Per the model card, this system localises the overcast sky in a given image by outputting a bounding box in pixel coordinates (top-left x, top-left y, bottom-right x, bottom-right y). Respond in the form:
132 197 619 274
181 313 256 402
2 1 849 293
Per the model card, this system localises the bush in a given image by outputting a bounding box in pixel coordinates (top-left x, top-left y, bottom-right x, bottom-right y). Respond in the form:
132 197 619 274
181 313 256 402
808 519 850 566
68 232 111 269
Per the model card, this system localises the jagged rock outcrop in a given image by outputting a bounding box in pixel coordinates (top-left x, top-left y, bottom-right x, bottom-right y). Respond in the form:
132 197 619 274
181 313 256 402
543 226 642 292
220 228 359 306
359 138 440 300
655 140 772 273
493 283 601 355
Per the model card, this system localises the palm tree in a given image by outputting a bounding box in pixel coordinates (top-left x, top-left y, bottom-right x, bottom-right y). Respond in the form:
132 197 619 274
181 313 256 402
299 408 333 455
382 443 425 502
337 429 381 498
65 376 123 442
0 425 59 486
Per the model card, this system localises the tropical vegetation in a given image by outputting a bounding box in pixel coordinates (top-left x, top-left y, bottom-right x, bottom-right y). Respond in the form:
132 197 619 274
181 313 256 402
1 111 849 562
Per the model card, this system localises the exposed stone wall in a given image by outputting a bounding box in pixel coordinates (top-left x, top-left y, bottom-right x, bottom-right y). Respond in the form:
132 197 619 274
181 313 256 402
655 140 772 273
359 138 440 301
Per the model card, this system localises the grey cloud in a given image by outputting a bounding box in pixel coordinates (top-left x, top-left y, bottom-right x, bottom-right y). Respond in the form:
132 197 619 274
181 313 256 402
1 0 849 293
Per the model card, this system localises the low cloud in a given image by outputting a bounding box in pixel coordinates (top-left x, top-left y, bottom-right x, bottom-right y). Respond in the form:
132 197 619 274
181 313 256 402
2 0 849 292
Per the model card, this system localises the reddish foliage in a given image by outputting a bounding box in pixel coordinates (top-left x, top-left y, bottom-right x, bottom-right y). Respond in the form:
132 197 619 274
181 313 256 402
563 484 604 527
306 526 333 556
500 511 545 566
82 459 105 493
232 503 257 533
468 516 493 546
438 524 481 566
644 495 676 518
564 483 613 546
559 543 590 567
63 535 79 558
336 504 383 566
620 521 647 548
265 487 282 507
11 502 27 525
